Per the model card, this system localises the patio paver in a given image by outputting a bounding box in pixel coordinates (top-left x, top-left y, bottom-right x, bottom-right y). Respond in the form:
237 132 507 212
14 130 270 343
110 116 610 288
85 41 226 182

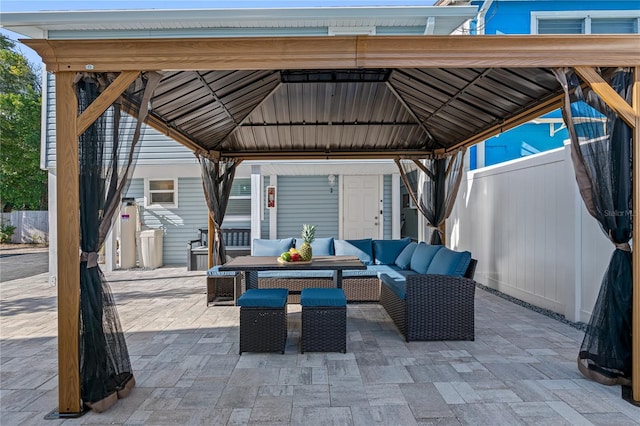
1 267 638 425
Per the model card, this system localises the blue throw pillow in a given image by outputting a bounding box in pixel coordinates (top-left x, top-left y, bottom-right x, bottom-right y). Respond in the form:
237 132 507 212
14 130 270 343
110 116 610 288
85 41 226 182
373 238 411 265
252 238 294 256
334 238 373 265
426 247 472 276
395 242 417 269
410 243 443 274
294 237 334 256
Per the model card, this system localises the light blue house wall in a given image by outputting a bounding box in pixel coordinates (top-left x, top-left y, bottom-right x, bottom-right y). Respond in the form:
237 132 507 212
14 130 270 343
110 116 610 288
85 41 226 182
276 176 340 239
468 0 639 168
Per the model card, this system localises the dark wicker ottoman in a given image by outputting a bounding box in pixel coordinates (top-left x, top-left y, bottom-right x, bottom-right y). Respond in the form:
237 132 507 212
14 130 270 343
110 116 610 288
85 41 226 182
300 288 347 353
237 288 288 354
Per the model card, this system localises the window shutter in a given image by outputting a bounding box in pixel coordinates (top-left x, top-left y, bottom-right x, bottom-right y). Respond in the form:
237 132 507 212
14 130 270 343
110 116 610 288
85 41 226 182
538 19 583 34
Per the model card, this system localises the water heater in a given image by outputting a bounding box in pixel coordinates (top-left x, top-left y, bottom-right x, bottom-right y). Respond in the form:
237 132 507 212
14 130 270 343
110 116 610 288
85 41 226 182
119 203 137 269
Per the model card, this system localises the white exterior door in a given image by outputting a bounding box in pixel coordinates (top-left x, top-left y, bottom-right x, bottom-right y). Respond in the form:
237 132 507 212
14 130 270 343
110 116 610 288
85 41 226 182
342 175 381 239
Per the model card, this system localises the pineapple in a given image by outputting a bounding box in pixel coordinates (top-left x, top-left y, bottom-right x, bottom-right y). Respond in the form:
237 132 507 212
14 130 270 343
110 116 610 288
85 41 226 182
299 224 316 261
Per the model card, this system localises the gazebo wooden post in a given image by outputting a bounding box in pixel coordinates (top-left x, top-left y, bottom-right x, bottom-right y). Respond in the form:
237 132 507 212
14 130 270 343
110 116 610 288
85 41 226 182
208 213 215 269
574 66 640 403
633 65 640 402
55 71 81 414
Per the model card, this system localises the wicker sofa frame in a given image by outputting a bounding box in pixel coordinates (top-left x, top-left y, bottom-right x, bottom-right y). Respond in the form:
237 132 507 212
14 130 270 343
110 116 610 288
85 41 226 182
206 273 245 306
259 277 334 304
259 275 380 304
380 259 478 341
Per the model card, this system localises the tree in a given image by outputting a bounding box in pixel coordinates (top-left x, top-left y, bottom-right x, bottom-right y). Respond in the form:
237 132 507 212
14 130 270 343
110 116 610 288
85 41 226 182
0 35 46 211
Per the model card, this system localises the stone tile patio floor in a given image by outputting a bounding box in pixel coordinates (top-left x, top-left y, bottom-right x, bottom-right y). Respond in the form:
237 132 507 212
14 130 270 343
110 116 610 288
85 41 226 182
1 267 639 425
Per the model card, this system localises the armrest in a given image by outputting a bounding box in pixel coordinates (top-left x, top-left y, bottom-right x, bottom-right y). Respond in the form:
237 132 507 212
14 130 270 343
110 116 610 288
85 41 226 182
405 274 475 305
188 239 203 249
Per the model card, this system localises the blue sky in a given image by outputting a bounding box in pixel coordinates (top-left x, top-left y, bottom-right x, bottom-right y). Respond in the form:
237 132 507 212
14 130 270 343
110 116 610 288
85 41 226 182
2 0 437 67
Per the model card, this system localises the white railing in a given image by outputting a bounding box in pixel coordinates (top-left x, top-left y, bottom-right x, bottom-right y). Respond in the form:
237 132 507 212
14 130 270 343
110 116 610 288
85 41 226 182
1 211 49 244
447 143 610 323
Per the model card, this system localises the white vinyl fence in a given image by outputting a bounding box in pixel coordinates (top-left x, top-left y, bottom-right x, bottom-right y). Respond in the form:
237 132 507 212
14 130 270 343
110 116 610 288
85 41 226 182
447 143 611 323
1 211 49 244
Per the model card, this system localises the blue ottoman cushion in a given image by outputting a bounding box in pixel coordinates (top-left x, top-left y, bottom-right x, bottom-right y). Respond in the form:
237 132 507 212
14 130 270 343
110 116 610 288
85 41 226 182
301 288 347 307
237 288 288 308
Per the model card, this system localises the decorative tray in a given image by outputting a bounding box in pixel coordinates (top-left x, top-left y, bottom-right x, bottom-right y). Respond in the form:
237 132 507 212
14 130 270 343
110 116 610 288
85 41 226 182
277 257 312 265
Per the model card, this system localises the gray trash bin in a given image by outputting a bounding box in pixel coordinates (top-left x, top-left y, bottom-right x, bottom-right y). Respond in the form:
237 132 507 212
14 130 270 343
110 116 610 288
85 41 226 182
140 228 164 269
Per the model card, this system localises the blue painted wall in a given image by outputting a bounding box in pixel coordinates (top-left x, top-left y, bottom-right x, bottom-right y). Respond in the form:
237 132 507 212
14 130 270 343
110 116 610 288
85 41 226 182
468 0 637 169
472 0 638 35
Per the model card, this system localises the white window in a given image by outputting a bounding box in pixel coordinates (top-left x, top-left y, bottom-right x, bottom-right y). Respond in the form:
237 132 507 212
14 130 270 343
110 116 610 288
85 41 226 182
225 178 251 221
145 178 178 208
532 11 640 35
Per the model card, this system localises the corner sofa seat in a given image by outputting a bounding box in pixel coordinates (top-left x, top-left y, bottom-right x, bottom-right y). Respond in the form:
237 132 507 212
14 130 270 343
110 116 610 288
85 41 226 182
378 244 477 342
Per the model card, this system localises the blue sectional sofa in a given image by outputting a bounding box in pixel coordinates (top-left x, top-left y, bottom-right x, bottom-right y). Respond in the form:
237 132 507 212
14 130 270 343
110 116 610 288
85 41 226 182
208 237 477 340
248 237 476 304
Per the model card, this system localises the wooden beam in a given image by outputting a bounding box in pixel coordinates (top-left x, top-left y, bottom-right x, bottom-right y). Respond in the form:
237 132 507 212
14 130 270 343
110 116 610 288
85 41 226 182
217 149 442 160
55 72 81 414
22 36 358 72
633 65 640 403
574 66 637 128
357 35 640 69
76 71 140 136
22 35 640 73
448 93 566 152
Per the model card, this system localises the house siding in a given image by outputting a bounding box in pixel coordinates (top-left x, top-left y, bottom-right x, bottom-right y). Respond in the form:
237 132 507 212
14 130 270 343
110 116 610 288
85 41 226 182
44 73 198 170
125 177 208 265
276 176 339 239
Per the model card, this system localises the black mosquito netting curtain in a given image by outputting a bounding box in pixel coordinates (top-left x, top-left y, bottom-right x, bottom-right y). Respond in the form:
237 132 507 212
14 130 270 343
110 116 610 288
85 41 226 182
76 71 161 411
554 68 633 386
395 150 466 244
197 155 241 266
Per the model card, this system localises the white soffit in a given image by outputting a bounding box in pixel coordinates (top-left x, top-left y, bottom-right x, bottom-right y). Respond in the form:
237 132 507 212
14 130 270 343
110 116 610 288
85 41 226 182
1 6 477 39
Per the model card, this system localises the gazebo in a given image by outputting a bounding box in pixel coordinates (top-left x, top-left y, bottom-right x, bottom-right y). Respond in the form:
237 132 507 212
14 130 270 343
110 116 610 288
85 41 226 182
3 6 639 415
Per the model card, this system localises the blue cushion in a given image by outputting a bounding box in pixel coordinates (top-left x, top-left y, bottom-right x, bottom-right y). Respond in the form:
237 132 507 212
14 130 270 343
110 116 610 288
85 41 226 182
395 242 417 269
426 247 472 277
342 264 399 278
206 266 240 277
294 237 335 256
380 268 418 281
300 288 346 307
334 238 373 265
410 243 443 274
237 288 288 308
373 238 411 265
380 274 406 300
258 270 335 279
252 238 294 256
342 268 380 278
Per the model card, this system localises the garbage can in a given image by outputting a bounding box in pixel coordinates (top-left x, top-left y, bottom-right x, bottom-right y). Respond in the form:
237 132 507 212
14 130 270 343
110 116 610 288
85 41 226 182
140 228 164 269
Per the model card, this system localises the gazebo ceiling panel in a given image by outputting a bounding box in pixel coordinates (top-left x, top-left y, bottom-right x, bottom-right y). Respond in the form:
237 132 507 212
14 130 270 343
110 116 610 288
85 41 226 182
140 65 568 157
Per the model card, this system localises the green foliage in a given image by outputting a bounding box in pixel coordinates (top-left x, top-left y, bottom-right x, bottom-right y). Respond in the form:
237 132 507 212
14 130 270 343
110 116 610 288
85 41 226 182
0 35 46 211
0 219 16 243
